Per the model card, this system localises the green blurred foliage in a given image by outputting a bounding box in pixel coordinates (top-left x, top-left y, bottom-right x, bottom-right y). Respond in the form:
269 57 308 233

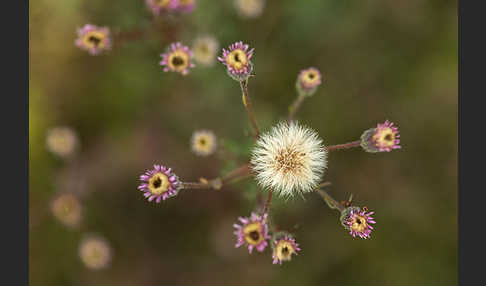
30 0 457 285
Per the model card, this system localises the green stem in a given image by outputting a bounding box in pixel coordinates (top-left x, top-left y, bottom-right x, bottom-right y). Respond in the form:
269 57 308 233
240 80 260 140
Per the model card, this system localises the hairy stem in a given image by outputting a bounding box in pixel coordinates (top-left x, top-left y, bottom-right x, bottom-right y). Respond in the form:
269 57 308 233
263 189 273 214
288 92 306 122
240 80 260 140
325 140 361 151
181 164 252 190
316 189 345 212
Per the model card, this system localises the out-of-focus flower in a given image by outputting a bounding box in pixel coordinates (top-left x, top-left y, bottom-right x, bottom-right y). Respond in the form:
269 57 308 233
233 212 270 253
271 232 301 265
191 130 217 156
360 120 401 152
160 42 195 75
75 24 111 55
218 41 254 81
234 0 265 19
138 164 181 203
146 0 177 16
176 0 196 13
46 126 79 158
79 235 112 270
251 121 327 198
340 206 376 239
192 35 219 66
296 67 322 96
50 193 82 228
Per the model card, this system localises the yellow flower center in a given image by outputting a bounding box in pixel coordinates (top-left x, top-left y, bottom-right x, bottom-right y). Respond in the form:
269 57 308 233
275 240 296 261
148 172 171 195
194 134 214 152
226 49 248 71
243 222 264 245
153 0 172 8
373 128 395 147
350 215 368 233
302 70 320 85
82 31 106 49
168 50 189 71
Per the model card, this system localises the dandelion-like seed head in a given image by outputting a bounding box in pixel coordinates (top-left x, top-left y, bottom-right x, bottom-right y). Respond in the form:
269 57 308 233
160 42 195 75
233 212 270 253
193 35 219 66
138 164 181 203
251 121 327 198
176 0 196 13
50 193 82 228
340 206 376 239
146 0 177 15
75 24 111 55
218 41 254 81
234 0 265 18
361 120 401 152
271 232 301 265
79 235 112 270
297 67 322 96
46 126 79 158
191 130 217 156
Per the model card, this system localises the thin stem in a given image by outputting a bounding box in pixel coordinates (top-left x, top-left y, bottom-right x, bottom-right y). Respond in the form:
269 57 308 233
239 80 260 140
325 140 361 151
263 190 273 214
316 189 345 212
221 163 251 184
288 92 306 121
181 182 213 189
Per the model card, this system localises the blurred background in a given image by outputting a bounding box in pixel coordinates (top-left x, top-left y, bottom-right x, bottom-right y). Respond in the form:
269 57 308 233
29 0 457 285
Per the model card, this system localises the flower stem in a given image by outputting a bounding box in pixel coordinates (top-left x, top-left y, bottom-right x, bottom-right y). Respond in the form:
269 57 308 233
181 164 252 190
325 140 361 151
240 79 260 140
221 163 252 184
263 189 273 214
316 189 345 212
288 92 306 122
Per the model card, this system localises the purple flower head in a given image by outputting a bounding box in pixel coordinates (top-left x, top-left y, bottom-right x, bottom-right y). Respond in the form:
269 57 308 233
271 232 301 265
233 212 270 253
340 206 376 239
160 42 195 75
138 164 181 203
360 120 401 153
218 41 254 81
146 0 178 16
75 24 111 55
296 67 322 96
175 0 196 13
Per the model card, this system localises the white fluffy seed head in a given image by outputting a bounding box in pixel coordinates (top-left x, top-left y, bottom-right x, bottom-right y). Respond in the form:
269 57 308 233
250 121 327 198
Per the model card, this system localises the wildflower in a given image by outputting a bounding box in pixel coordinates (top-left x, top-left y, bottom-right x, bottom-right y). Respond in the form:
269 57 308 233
146 0 177 15
138 164 181 203
296 67 322 96
75 24 111 55
218 41 254 81
46 126 79 158
233 212 270 253
79 235 112 270
360 120 401 152
234 0 265 19
50 193 82 228
340 206 376 239
191 130 217 156
160 42 195 75
272 232 301 265
192 35 219 66
176 0 196 13
251 121 327 197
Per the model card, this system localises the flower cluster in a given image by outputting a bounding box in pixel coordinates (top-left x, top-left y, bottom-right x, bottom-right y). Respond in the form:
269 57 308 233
160 42 196 75
296 67 322 96
272 232 301 265
78 235 112 270
218 41 254 81
340 206 376 239
146 0 196 16
191 130 218 156
361 120 401 152
46 126 79 158
138 164 181 203
233 212 271 253
234 0 265 19
75 24 111 55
